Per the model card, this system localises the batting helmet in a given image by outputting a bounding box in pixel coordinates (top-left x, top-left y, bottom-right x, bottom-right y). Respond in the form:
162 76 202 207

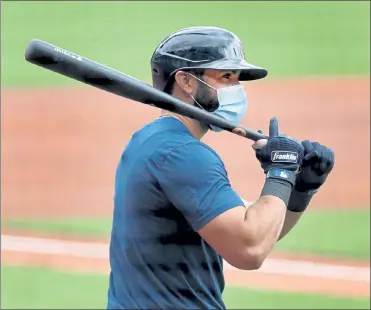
150 26 268 93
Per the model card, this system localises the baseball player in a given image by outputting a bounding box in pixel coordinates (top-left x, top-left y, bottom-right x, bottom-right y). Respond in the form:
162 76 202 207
107 27 335 309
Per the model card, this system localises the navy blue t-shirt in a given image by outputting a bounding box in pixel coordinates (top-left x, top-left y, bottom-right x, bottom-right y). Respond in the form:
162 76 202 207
107 117 244 309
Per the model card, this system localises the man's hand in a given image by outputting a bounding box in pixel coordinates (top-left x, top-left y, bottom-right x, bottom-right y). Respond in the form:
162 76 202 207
252 118 304 207
253 129 335 213
254 118 304 188
295 140 335 192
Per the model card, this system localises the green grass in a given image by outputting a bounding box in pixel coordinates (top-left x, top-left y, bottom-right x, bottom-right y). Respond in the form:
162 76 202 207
2 265 369 309
2 1 370 87
275 209 370 259
3 209 370 260
3 217 113 238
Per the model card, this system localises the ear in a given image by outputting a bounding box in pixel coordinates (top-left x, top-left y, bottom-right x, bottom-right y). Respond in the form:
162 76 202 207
174 71 195 94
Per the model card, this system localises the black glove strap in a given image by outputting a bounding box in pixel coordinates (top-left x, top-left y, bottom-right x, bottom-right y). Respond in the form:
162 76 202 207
266 168 297 186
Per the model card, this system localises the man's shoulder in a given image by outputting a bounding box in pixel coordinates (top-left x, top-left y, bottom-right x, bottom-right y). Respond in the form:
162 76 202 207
126 118 192 151
127 118 224 171
159 140 224 170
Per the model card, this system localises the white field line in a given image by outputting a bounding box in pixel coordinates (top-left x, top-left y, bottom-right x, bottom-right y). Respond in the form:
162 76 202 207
1 234 369 283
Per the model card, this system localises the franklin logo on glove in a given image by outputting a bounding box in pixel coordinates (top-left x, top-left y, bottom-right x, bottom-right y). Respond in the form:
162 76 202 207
271 151 298 163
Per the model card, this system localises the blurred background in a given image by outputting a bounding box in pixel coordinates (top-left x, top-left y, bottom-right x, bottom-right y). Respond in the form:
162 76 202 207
1 1 370 309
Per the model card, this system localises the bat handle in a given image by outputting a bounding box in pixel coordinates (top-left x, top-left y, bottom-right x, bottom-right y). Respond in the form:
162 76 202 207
232 125 268 141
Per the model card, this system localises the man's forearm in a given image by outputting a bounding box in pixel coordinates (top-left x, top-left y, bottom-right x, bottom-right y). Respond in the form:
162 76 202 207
242 194 287 262
278 190 316 240
278 210 304 240
241 194 307 242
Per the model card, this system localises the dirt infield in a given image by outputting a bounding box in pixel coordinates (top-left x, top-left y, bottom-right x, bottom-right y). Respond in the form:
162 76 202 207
1 76 370 299
2 76 370 218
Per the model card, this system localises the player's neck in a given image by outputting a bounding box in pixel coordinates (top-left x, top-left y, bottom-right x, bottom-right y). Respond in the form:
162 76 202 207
161 90 209 140
159 111 208 140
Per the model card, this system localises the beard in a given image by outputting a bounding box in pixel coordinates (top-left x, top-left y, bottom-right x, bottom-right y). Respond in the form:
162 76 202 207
193 80 219 112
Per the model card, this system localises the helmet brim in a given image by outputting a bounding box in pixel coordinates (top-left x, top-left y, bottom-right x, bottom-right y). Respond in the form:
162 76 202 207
181 58 268 81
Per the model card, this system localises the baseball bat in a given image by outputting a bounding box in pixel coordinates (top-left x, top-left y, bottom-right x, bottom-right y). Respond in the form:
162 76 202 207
24 39 268 141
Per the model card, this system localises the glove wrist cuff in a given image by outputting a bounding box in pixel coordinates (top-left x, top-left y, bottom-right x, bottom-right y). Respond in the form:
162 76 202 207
287 189 317 212
261 171 294 206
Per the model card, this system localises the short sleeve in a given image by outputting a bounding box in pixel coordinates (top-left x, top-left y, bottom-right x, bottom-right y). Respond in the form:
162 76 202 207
156 142 244 231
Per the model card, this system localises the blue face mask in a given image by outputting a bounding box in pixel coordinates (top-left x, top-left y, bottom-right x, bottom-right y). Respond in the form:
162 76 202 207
189 74 248 132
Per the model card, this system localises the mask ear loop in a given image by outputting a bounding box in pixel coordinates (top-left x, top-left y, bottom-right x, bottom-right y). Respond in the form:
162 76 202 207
187 73 216 90
189 93 214 130
189 93 206 111
187 73 217 112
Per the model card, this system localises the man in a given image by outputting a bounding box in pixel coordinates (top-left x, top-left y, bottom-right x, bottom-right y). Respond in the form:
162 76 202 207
107 27 335 309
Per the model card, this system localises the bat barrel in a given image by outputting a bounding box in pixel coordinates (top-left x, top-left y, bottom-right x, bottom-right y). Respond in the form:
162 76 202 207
25 39 86 80
24 39 176 106
25 39 133 97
